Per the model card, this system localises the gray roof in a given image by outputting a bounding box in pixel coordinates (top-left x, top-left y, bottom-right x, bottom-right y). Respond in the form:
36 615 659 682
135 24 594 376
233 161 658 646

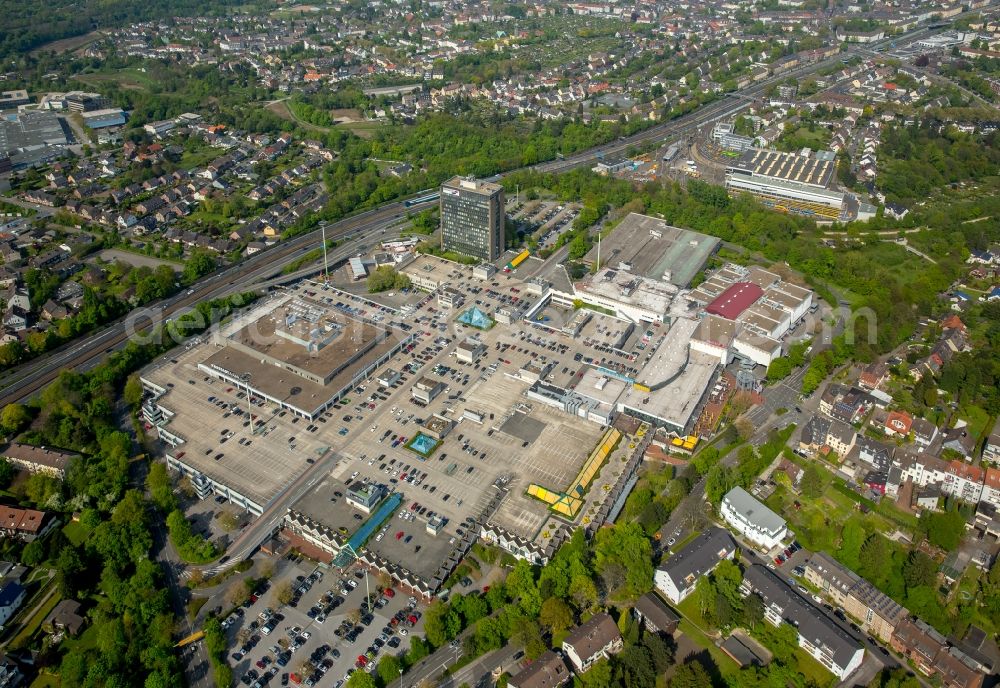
634 592 681 631
657 527 736 587
743 565 863 671
722 487 786 534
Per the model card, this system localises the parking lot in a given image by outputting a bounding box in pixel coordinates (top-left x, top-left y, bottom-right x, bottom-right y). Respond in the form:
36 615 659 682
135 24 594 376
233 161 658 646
223 561 426 688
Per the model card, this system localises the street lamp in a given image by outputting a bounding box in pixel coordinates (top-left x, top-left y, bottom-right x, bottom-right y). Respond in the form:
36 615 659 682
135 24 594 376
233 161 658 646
398 668 403 688
241 373 254 433
321 222 329 282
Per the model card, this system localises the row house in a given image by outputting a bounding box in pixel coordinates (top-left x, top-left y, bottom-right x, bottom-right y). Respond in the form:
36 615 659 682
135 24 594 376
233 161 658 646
890 619 984 688
804 552 908 643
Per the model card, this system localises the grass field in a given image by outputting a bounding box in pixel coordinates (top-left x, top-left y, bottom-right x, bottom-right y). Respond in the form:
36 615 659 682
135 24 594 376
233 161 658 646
30 30 104 56
62 520 92 547
791 646 837 687
75 69 156 92
675 597 740 676
8 587 60 650
30 674 60 688
958 404 991 440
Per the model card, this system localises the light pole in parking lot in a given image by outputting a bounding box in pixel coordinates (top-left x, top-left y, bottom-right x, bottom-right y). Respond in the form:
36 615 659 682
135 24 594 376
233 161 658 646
321 222 330 282
241 373 255 433
398 668 403 688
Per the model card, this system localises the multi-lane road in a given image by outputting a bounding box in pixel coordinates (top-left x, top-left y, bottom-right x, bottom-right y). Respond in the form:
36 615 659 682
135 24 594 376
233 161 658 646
0 24 936 413
0 200 431 407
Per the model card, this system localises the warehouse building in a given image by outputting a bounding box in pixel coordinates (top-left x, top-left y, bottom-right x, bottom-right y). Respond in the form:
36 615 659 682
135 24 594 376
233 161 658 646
726 148 846 220
581 213 719 288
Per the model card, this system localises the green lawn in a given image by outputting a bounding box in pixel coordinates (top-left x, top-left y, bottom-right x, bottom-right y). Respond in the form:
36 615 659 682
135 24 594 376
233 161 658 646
30 674 60 688
62 520 92 547
791 646 838 687
8 588 60 650
958 404 990 440
677 618 740 677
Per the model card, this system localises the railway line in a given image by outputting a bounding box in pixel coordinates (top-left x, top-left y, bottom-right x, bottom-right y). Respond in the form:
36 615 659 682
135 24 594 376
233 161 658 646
0 199 433 407
0 23 939 407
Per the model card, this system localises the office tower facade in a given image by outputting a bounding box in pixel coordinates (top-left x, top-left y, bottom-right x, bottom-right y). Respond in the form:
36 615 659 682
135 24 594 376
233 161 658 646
440 176 505 261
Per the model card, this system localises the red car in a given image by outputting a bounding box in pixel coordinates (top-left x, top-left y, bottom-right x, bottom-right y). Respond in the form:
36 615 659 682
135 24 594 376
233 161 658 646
396 531 404 540
384 588 395 598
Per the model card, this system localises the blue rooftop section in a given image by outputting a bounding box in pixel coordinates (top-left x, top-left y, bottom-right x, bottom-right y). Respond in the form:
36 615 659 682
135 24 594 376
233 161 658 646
333 491 402 567
458 305 493 330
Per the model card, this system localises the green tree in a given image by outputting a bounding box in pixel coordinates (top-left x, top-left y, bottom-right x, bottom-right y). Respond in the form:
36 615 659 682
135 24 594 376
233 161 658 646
0 403 31 436
347 671 377 688
21 539 45 566
669 659 713 688
767 357 792 382
800 463 824 498
422 601 451 648
859 534 889 583
123 374 144 409
579 657 613 688
539 596 573 633
376 655 402 686
182 249 216 283
0 459 15 489
902 550 937 589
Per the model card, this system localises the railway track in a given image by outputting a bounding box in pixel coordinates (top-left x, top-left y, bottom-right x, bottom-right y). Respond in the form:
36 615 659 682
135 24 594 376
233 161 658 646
0 22 941 406
0 199 431 407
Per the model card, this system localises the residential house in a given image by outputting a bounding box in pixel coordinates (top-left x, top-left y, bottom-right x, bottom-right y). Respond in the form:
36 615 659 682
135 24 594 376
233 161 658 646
0 654 23 687
633 592 680 636
0 582 24 626
910 418 938 451
0 443 76 479
983 419 1000 463
825 419 857 457
981 468 1000 510
720 487 788 550
884 410 913 438
507 650 570 688
804 553 908 643
2 307 27 333
561 613 623 673
40 299 67 321
653 528 737 604
858 362 888 390
741 565 865 680
853 435 893 472
799 415 831 454
891 619 985 688
941 428 976 460
0 506 51 541
942 461 984 504
42 599 85 637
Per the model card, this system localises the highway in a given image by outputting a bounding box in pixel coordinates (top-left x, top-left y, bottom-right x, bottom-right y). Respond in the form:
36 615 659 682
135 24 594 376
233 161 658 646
0 24 934 412
0 200 431 407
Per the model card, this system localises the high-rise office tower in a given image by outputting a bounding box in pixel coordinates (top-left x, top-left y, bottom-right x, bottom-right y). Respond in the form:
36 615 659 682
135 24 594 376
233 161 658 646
439 176 505 261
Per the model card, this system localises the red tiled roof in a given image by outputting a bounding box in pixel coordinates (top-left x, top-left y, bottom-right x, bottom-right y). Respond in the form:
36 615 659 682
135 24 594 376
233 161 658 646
985 468 1000 490
705 282 763 320
948 460 984 483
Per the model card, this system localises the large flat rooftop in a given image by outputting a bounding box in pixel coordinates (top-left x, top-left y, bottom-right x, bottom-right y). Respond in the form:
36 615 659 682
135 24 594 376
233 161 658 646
200 293 405 416
620 317 718 432
574 266 678 315
143 345 328 506
733 148 835 188
581 213 719 287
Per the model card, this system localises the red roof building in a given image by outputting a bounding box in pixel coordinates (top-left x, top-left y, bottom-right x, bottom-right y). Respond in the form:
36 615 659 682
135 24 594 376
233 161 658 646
705 282 764 320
